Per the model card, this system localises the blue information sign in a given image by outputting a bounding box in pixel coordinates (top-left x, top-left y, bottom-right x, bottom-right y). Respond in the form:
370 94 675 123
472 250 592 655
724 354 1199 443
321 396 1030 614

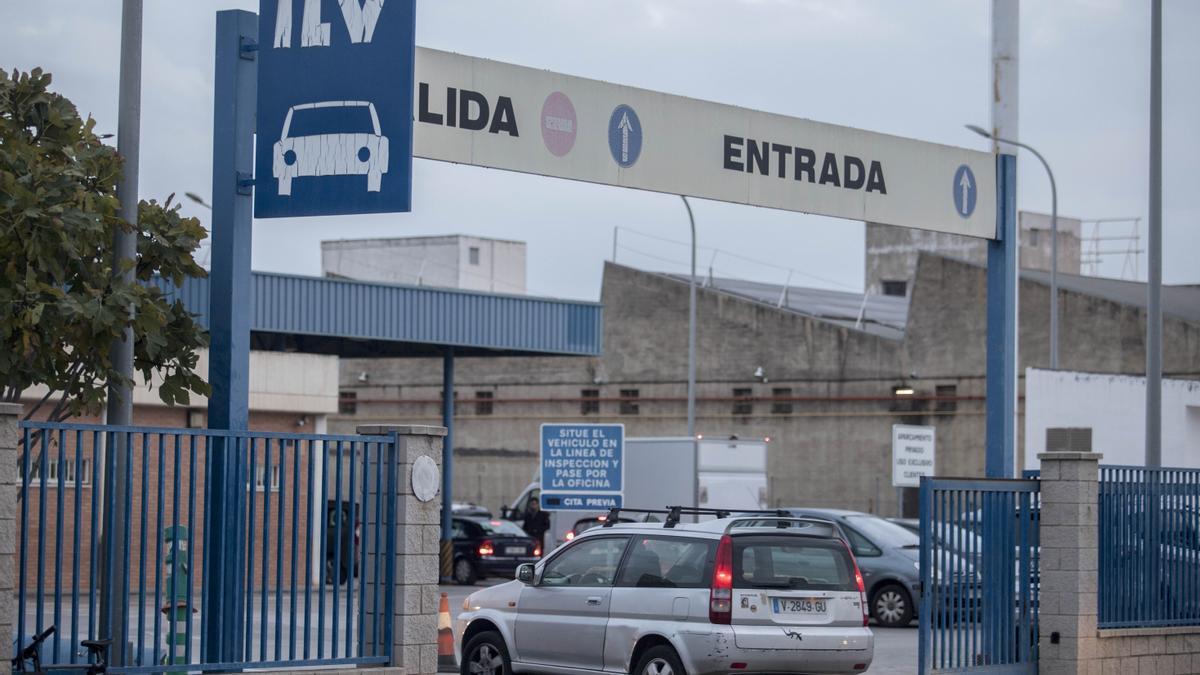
540 424 624 511
953 164 977 218
254 0 415 218
607 104 642 168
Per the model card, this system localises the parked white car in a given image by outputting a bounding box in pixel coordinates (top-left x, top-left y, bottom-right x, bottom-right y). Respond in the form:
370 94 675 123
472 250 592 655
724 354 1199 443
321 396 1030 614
456 513 874 675
272 100 388 196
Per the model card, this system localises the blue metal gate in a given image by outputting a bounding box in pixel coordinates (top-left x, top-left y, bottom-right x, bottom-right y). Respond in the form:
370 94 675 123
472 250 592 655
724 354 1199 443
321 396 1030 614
918 477 1039 674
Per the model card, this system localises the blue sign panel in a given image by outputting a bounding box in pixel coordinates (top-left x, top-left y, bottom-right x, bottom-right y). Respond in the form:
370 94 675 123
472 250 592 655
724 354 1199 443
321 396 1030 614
255 0 415 218
607 104 642 168
953 164 977 218
540 424 624 511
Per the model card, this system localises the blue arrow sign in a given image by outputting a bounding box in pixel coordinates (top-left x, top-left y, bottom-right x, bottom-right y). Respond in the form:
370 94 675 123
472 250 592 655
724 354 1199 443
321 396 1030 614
607 104 642 168
953 164 977 218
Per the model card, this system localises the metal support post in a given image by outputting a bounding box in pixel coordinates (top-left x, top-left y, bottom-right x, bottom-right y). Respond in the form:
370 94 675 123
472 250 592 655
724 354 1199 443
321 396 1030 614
1146 0 1162 466
440 350 455 579
986 154 1018 478
204 9 257 663
682 196 697 438
99 0 142 663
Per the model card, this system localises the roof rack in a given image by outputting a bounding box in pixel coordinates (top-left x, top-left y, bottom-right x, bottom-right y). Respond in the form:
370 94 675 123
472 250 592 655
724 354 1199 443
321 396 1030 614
602 506 798 529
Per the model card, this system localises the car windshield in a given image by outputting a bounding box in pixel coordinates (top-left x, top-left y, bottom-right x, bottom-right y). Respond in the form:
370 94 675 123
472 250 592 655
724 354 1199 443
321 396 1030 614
472 519 527 536
287 104 376 137
845 515 920 548
734 537 858 591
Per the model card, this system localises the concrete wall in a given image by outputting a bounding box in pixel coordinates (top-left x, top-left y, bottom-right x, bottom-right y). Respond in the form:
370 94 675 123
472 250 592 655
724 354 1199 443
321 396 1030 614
1024 369 1200 470
864 211 1081 294
321 235 526 294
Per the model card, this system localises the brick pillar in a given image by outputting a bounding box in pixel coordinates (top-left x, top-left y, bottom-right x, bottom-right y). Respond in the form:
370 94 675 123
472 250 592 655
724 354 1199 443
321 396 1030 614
359 425 445 675
0 403 20 675
1037 449 1103 675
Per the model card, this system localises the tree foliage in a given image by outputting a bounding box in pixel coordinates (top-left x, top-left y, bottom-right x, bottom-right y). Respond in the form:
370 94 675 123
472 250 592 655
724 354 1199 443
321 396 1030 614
0 68 210 421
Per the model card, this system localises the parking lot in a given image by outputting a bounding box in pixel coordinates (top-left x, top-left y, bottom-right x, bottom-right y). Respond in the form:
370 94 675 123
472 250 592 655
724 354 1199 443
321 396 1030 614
440 581 918 675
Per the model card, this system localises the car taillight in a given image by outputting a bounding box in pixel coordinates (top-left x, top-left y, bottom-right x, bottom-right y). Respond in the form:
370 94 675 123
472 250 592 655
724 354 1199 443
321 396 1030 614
533 545 542 557
565 531 575 541
842 539 869 626
478 540 494 556
709 534 733 624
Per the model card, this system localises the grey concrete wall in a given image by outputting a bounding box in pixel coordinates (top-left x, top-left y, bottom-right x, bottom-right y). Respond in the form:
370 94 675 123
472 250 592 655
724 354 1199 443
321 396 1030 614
0 403 17 675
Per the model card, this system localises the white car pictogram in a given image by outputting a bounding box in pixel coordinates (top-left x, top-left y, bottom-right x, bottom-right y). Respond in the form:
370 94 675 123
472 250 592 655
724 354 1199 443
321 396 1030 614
273 100 389 196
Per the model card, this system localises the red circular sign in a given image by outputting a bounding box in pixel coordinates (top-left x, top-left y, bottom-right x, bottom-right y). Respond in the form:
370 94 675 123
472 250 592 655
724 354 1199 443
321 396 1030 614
540 91 577 157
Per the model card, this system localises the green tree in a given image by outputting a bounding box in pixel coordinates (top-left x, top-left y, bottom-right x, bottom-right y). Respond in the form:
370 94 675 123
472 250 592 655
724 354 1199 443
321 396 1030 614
0 68 210 422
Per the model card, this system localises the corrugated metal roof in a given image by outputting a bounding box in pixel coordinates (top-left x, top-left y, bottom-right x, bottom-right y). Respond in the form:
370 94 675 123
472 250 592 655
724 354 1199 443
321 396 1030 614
665 272 908 340
1020 268 1200 323
150 272 602 357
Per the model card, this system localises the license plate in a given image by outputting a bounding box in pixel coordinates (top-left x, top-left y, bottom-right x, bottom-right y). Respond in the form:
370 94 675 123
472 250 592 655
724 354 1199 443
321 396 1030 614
504 546 526 556
772 597 827 614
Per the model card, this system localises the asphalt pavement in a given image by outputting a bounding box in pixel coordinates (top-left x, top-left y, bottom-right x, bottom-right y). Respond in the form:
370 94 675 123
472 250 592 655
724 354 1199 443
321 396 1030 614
440 581 918 674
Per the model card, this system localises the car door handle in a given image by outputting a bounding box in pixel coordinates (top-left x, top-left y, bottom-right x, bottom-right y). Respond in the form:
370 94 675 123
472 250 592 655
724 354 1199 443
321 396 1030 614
586 596 602 606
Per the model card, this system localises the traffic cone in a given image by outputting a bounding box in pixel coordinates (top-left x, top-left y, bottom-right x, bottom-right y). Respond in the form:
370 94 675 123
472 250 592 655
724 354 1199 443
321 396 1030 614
438 592 456 671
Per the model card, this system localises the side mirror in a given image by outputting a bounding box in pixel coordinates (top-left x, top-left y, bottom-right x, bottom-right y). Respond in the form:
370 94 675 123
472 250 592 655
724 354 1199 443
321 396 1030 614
516 563 536 585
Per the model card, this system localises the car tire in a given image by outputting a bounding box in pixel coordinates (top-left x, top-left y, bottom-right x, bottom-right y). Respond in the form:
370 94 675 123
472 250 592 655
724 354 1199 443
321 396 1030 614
461 630 511 675
633 645 685 675
872 583 914 627
453 558 477 585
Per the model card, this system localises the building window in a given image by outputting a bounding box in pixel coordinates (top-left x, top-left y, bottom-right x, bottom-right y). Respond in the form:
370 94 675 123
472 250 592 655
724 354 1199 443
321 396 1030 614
890 385 923 413
475 391 494 415
881 280 907 297
469 246 481 265
581 389 600 415
1029 229 1040 246
339 390 358 415
22 458 92 486
771 387 793 415
249 464 281 492
935 384 958 413
619 389 639 415
732 388 754 416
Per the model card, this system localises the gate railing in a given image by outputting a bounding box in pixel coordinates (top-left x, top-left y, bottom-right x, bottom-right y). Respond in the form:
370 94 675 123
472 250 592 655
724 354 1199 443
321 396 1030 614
16 421 397 673
1098 465 1200 628
919 477 1039 675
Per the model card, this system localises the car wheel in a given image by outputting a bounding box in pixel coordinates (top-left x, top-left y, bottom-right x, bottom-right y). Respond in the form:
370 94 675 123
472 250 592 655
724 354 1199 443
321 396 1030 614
453 558 478 585
461 631 511 675
633 645 685 675
873 583 914 627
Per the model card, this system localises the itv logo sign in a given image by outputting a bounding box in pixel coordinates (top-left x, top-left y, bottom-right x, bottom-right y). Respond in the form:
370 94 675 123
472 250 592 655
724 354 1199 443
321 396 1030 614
255 0 415 218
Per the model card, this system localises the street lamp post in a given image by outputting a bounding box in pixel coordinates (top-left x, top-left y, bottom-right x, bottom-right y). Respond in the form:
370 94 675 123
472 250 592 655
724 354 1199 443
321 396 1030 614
681 196 697 437
966 124 1060 369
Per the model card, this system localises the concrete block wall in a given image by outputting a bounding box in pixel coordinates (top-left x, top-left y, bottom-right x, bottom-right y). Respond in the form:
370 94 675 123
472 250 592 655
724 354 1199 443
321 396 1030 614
358 424 446 675
0 403 18 675
1038 450 1200 674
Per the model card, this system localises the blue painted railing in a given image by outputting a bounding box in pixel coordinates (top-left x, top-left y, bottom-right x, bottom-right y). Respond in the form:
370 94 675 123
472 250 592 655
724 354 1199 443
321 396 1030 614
16 421 397 673
1098 465 1200 629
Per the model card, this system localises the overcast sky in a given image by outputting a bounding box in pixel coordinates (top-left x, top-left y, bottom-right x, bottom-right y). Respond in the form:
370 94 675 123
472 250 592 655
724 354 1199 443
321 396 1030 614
3 0 1197 300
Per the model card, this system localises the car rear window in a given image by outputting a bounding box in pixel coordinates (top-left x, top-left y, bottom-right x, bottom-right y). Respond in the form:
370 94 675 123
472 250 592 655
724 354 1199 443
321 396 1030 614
733 536 857 591
473 519 527 536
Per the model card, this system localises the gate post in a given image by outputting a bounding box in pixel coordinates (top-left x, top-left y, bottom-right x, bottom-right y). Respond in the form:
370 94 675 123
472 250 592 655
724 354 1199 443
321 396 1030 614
0 403 18 675
359 425 446 675
1037 449 1103 672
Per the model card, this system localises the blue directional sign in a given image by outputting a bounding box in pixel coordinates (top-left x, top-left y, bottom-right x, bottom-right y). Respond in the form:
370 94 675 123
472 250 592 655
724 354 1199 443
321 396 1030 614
540 423 624 511
255 0 415 218
953 164 977 218
607 104 642 168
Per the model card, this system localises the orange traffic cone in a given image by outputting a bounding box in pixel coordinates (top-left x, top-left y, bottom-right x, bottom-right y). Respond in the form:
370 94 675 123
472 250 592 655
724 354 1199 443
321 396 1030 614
438 592 456 671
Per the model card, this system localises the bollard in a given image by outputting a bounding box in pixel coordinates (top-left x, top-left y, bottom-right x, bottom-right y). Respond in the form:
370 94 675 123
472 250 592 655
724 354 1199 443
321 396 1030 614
161 525 193 671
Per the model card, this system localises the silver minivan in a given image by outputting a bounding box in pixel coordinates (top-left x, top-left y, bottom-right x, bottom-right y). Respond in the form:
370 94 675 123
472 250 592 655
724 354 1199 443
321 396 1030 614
456 515 874 675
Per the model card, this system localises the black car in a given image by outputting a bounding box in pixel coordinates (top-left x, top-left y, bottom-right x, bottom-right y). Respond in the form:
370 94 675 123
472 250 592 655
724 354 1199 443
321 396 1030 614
451 516 541 585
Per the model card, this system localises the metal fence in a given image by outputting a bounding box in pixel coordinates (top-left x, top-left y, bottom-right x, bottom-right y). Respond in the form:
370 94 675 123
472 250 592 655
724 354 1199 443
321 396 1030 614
16 421 397 673
919 477 1040 675
1098 465 1200 629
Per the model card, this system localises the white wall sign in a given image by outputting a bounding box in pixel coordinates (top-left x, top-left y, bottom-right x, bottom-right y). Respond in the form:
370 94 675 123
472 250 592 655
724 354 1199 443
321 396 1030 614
892 425 936 487
411 455 440 503
413 48 997 239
